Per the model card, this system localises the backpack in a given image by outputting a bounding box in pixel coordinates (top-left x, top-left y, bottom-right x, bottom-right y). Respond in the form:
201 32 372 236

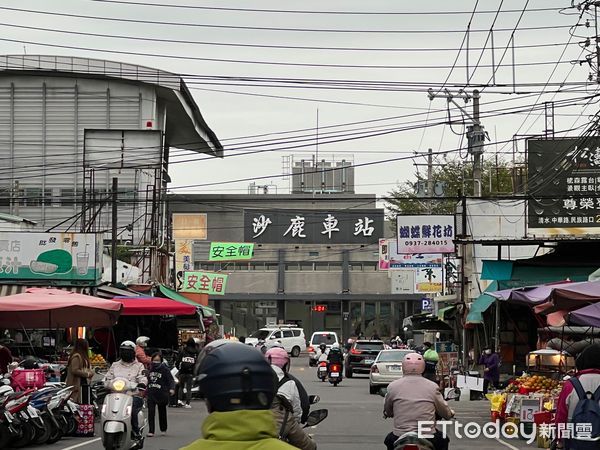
178 350 197 374
567 377 600 450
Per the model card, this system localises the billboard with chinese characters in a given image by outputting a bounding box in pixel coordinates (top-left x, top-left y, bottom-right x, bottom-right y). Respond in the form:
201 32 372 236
243 209 384 244
396 216 455 254
175 239 193 277
0 232 101 284
528 138 600 234
180 271 228 296
209 242 254 261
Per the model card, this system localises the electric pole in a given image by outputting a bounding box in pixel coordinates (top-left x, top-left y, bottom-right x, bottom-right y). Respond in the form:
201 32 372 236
111 177 118 286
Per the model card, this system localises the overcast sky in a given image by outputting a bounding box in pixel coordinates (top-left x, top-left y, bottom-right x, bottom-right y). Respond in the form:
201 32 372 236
0 0 591 197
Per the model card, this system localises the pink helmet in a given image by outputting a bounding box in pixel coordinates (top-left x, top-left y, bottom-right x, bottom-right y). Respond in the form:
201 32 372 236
265 347 290 370
402 352 425 375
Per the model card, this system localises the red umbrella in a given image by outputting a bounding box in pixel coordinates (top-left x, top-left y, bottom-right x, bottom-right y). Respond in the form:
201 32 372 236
0 288 122 328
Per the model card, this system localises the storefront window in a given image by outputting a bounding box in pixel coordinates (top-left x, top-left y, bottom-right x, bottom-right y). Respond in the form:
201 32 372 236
350 302 362 336
364 302 376 337
379 302 391 338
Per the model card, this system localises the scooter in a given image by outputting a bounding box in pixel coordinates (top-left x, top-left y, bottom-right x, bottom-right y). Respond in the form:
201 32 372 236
328 363 343 386
101 377 147 450
317 361 328 382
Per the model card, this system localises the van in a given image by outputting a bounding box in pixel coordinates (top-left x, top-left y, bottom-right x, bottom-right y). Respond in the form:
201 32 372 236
245 326 306 357
307 331 339 366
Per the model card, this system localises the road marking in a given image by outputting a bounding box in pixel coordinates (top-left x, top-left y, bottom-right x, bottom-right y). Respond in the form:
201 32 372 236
496 438 521 450
61 437 101 449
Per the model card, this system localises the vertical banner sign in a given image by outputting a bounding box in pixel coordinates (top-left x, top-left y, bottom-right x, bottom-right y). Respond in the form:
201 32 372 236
173 213 207 288
175 239 193 275
181 271 228 296
209 242 254 261
397 215 455 254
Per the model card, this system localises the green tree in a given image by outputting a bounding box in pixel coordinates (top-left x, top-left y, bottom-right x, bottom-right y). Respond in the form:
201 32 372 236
386 158 515 216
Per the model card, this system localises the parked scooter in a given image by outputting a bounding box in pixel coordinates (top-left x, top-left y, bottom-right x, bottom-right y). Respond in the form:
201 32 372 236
328 363 343 386
101 377 147 450
317 361 328 382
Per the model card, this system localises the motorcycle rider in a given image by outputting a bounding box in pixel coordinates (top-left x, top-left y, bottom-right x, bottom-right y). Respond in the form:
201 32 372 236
315 343 329 363
383 352 454 450
327 342 344 370
265 347 316 450
135 336 151 368
104 340 148 436
181 341 296 449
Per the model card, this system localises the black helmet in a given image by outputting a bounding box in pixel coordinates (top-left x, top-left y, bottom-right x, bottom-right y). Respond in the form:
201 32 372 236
197 342 276 412
319 343 327 351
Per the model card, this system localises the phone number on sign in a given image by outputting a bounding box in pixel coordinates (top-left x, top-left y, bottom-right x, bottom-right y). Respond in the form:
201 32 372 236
401 240 449 246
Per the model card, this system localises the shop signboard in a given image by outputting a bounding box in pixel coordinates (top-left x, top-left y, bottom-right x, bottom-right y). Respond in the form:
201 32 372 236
0 232 101 284
244 209 383 244
528 138 600 234
181 271 228 296
396 215 455 254
175 239 193 275
173 213 207 279
208 242 254 261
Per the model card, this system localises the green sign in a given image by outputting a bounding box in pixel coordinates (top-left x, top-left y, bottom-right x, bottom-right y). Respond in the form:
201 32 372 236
181 271 228 296
209 242 254 261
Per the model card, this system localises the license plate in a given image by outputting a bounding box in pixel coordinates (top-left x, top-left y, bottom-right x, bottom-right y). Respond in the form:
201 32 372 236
388 365 402 372
365 359 374 365
318 367 327 372
28 408 38 418
330 372 339 377
4 412 13 422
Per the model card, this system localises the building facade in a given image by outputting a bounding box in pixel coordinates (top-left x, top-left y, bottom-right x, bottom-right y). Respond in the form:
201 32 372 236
169 193 423 340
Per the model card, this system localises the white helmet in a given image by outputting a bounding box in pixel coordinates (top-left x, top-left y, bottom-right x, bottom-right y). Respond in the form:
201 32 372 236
331 342 340 349
121 340 136 350
135 336 150 347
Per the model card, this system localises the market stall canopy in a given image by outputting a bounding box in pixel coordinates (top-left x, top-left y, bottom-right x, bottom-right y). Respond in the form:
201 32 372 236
466 282 498 325
489 280 575 306
157 285 216 317
113 297 196 316
569 302 600 328
0 287 122 328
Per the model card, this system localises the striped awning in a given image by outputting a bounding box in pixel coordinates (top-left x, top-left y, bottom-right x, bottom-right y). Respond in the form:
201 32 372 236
0 285 90 297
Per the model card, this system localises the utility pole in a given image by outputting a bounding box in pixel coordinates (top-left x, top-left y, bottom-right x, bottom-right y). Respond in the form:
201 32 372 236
427 148 434 213
111 177 118 286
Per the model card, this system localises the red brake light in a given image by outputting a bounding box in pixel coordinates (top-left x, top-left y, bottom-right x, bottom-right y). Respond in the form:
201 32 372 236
330 364 340 372
370 365 379 373
351 348 362 355
307 346 314 353
403 446 420 450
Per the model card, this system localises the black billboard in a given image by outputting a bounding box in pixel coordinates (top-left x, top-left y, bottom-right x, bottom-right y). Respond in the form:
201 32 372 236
528 138 600 228
243 209 384 244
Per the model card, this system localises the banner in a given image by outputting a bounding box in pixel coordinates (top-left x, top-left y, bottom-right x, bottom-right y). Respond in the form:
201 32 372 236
0 232 101 284
181 271 228 296
209 242 254 261
175 239 193 276
396 215 455 254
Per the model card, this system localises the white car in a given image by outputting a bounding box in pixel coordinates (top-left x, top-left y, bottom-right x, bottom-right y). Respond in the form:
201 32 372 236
307 331 339 366
245 326 306 357
368 349 414 394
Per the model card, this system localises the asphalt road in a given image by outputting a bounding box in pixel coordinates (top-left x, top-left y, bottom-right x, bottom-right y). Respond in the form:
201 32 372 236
27 355 535 450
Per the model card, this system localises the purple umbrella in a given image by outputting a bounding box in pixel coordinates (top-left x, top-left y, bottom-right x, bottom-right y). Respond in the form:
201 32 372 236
569 303 600 328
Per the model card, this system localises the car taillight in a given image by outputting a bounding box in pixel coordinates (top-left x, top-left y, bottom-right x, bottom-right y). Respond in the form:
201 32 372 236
350 348 362 355
402 446 420 450
307 346 314 353
371 365 379 374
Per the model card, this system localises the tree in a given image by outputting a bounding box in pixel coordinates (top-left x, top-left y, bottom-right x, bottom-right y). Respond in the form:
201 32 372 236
386 157 515 216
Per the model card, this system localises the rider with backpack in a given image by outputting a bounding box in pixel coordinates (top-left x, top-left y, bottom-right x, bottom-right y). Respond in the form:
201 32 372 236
555 343 600 449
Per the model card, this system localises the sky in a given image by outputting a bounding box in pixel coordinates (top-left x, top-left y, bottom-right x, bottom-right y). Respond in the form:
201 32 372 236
0 0 594 198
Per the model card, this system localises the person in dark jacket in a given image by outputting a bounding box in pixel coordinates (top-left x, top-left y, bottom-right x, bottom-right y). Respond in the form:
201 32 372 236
478 346 500 394
147 352 175 437
177 338 198 408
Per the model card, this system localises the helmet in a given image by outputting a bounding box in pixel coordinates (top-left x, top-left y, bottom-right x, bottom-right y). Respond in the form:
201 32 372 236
331 342 340 350
197 342 276 412
194 339 244 377
265 347 290 371
319 343 327 351
402 352 425 375
135 336 150 347
120 340 136 363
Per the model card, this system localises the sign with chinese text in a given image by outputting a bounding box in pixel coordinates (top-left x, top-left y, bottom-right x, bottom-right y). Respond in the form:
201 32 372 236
180 271 228 296
0 232 101 284
208 242 254 261
528 138 600 233
244 209 384 244
396 216 455 254
382 239 443 293
175 239 193 276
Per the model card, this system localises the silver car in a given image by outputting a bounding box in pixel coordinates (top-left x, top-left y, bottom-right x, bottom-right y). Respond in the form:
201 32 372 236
368 349 413 394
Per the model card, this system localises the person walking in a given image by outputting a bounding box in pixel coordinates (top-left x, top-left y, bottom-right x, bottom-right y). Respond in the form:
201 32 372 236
478 346 500 395
65 339 94 403
147 352 175 437
177 338 198 408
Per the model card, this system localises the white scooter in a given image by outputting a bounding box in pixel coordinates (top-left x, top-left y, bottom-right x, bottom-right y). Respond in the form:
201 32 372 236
101 378 147 450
